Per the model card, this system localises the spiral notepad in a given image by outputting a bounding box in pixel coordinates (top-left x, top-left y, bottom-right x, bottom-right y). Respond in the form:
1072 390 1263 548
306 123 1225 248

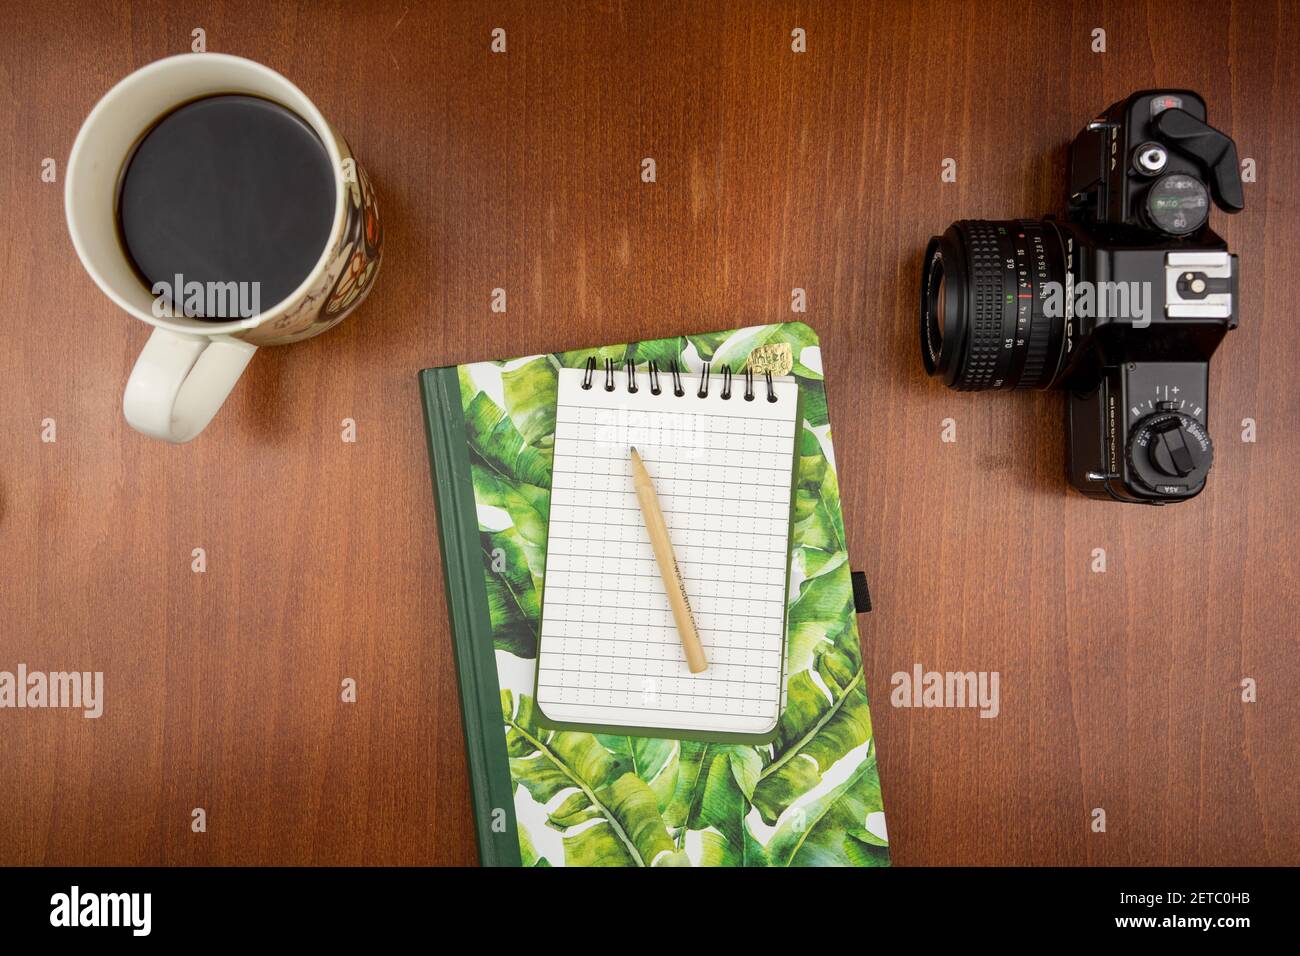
535 359 801 738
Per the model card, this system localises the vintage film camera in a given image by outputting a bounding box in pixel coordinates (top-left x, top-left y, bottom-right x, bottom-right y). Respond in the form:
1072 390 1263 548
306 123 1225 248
920 91 1244 503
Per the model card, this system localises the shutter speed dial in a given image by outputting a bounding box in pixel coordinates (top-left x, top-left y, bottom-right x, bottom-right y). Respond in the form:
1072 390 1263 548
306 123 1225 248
1126 408 1213 496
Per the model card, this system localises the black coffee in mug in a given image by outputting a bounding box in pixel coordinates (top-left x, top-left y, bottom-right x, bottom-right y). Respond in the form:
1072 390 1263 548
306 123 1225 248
116 94 336 320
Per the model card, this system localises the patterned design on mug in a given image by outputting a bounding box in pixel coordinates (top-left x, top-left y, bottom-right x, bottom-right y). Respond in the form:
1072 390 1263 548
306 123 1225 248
325 163 382 316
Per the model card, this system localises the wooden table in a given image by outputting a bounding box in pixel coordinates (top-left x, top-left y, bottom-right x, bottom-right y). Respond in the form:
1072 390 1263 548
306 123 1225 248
2 0 1295 866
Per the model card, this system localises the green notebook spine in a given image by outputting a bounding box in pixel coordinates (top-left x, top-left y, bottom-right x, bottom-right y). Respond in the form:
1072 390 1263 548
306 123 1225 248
419 368 522 867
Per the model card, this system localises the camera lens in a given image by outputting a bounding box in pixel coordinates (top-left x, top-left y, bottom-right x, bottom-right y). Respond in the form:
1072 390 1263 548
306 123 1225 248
923 260 947 364
920 220 1069 390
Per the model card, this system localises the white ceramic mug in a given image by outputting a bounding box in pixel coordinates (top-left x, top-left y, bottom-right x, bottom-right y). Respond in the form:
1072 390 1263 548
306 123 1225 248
65 53 383 443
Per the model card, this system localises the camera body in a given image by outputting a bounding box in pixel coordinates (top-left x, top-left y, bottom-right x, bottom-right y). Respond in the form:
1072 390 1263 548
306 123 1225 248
920 91 1244 504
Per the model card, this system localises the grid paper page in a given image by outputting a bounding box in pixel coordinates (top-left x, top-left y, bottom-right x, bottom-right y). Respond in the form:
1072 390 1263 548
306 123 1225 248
535 366 800 735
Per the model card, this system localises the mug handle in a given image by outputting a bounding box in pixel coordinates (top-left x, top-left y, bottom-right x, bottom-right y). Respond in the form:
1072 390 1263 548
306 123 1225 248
122 327 257 443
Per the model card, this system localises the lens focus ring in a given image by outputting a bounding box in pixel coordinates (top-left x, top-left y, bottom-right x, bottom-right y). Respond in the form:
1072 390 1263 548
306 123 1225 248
960 222 1004 390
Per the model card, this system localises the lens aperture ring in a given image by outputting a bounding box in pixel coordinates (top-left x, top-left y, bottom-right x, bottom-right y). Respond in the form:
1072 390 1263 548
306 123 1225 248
1017 222 1065 389
1020 312 1052 387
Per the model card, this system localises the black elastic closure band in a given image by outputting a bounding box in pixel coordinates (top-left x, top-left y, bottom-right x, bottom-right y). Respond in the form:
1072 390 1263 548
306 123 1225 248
582 357 596 390
850 571 872 613
604 358 616 392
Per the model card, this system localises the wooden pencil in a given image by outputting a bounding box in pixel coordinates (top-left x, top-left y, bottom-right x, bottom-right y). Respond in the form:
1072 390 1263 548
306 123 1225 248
629 447 708 673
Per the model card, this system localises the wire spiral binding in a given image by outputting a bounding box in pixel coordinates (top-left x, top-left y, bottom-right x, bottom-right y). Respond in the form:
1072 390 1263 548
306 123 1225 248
579 356 781 402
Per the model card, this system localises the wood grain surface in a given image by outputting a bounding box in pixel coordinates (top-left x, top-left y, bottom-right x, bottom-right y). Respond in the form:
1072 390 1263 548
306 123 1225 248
1 0 1296 866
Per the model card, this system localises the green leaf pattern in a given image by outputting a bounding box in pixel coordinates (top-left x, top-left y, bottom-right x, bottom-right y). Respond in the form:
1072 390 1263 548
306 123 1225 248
459 324 887 866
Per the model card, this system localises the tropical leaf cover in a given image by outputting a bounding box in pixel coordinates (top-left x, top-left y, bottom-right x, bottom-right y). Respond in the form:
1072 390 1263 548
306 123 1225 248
459 323 887 866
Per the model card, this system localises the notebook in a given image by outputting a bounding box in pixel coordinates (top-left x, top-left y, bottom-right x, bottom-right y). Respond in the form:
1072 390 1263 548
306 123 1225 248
419 323 887 867
535 364 800 739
